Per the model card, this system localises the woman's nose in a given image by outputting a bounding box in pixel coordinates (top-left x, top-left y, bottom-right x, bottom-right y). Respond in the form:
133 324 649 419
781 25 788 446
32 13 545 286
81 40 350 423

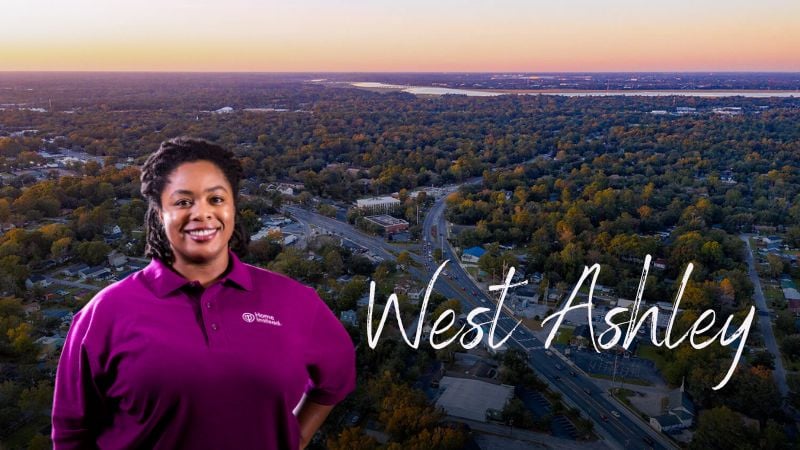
191 201 213 219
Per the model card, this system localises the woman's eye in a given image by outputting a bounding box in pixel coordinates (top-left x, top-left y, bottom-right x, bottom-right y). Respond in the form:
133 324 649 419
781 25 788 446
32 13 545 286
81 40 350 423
176 199 192 207
211 196 224 204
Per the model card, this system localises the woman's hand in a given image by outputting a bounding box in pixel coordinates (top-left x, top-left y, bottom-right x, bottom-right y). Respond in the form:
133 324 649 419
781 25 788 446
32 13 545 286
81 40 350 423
296 400 335 449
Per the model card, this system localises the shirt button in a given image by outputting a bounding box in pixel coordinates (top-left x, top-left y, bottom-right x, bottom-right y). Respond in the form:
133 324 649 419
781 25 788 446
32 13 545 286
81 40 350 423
206 302 212 309
211 323 219 331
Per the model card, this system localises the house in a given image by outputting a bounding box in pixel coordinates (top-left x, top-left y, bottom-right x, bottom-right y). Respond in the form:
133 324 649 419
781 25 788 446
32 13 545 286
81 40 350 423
340 310 358 327
512 286 538 307
22 302 41 316
785 288 800 315
408 287 426 304
80 266 112 280
461 246 486 264
789 299 800 316
104 225 123 243
62 264 89 277
283 234 298 246
112 268 139 282
108 250 128 268
35 335 66 360
357 293 371 308
25 274 52 289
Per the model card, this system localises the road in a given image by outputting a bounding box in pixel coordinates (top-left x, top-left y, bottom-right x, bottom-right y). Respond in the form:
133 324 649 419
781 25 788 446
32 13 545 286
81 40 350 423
43 276 101 291
285 195 675 449
741 235 789 398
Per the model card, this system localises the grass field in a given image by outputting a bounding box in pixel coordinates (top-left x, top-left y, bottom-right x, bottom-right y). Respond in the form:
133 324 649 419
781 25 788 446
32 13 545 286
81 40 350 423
637 344 668 373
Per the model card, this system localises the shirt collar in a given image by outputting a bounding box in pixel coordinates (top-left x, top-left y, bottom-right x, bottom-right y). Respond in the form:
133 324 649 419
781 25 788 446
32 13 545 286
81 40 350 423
144 249 253 298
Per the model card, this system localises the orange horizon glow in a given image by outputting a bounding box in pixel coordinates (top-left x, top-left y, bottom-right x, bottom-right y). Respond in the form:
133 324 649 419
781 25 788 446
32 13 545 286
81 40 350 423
1 0 798 72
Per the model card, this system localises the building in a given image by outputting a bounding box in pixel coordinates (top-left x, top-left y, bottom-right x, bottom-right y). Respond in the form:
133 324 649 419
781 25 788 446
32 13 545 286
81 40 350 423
651 381 695 432
512 286 538 307
62 264 89 277
355 196 400 214
461 246 486 264
434 376 514 422
80 266 112 281
363 215 409 234
785 288 800 315
35 335 66 360
108 250 128 268
650 414 682 433
340 310 358 327
25 274 52 289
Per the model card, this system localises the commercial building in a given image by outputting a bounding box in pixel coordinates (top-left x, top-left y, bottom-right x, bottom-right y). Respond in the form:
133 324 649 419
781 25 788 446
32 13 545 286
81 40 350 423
434 376 514 422
355 196 401 214
363 215 409 234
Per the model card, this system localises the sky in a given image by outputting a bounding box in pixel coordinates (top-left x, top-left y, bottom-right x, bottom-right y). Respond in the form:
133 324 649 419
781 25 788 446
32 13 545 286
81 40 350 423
1 0 799 72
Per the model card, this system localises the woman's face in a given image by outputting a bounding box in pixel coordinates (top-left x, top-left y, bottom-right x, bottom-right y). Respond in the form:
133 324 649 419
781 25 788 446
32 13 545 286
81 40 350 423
159 160 236 266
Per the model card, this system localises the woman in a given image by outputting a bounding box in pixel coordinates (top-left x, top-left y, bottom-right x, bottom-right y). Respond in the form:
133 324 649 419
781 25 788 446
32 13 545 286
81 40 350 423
52 138 356 449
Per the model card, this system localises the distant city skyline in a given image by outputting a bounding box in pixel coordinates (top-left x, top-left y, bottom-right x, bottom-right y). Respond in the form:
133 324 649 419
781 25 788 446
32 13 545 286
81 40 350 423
1 0 798 72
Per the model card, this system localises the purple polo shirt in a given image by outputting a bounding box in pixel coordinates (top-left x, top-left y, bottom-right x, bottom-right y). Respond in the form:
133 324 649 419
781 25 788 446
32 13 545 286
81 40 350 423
52 250 356 449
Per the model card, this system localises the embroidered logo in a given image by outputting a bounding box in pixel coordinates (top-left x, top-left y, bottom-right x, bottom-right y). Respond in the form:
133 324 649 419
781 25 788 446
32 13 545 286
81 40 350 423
242 312 282 327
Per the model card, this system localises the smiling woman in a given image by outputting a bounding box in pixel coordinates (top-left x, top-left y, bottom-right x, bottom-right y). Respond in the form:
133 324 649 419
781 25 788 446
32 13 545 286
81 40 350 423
51 138 356 449
157 160 239 285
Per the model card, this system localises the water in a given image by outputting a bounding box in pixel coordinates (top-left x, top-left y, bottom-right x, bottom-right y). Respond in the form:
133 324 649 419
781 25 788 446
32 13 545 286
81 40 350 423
350 82 800 98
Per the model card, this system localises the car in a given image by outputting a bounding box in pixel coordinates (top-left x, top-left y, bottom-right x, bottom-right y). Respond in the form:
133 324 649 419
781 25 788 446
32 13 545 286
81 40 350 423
600 414 608 421
611 410 620 418
554 375 561 381
555 364 563 370
583 388 592 395
569 370 577 377
545 351 553 357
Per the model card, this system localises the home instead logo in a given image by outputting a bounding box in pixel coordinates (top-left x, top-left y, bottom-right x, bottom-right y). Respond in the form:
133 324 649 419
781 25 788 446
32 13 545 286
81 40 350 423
242 312 282 327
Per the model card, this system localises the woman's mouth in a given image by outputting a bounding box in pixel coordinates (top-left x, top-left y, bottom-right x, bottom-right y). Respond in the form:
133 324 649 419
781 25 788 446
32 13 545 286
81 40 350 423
185 228 219 242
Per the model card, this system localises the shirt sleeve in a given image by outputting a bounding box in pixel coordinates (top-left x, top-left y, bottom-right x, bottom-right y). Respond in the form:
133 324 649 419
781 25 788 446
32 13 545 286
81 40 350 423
51 307 106 449
304 288 356 405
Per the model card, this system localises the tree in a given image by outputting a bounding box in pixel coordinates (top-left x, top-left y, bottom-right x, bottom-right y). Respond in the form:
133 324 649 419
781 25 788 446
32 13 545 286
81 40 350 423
781 335 800 359
323 249 344 277
502 397 535 428
327 427 378 450
50 237 72 260
239 209 262 236
690 406 757 450
761 419 788 450
28 434 51 450
339 278 367 311
750 351 775 370
318 204 337 218
75 241 112 266
397 251 411 267
247 240 282 265
765 254 784 278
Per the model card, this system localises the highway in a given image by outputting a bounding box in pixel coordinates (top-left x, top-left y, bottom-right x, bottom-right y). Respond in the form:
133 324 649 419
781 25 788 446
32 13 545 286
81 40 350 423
284 195 676 450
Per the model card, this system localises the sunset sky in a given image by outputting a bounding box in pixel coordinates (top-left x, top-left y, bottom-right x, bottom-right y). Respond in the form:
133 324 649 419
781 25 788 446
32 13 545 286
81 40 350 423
1 0 798 72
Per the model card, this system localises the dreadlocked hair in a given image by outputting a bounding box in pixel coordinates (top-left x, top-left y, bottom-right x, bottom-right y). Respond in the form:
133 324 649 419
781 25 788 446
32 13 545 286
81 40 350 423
140 137 250 265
